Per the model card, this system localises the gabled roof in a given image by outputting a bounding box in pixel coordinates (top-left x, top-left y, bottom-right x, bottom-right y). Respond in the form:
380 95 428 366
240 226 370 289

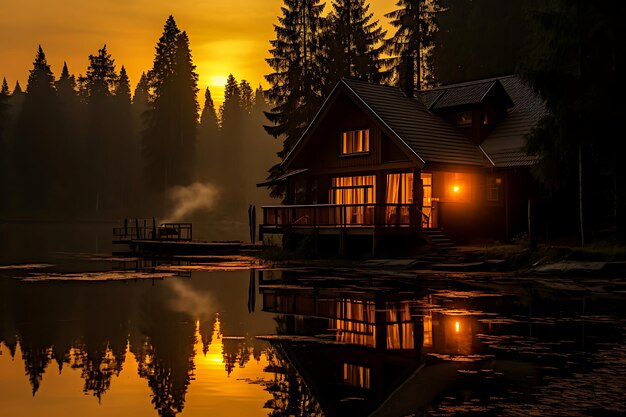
283 78 490 169
479 76 545 167
420 78 515 112
283 75 544 170
342 78 489 167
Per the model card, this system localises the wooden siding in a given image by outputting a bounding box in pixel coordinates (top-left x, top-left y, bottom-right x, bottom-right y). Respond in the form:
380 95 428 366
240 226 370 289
289 94 413 171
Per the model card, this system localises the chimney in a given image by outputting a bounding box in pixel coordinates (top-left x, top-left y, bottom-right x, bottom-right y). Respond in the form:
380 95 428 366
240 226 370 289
399 53 414 98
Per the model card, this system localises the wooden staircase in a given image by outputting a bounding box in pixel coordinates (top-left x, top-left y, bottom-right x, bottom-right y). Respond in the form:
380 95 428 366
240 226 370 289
422 228 455 250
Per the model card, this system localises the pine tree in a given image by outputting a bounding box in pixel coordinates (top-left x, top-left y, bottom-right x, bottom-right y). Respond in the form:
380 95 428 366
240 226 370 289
239 80 254 114
0 77 10 214
131 72 150 208
384 0 441 88
0 77 9 142
322 0 386 91
80 45 118 212
80 45 117 100
56 62 78 104
55 63 83 214
112 65 133 208
219 74 246 206
265 0 325 197
142 16 199 194
197 87 219 181
14 46 63 211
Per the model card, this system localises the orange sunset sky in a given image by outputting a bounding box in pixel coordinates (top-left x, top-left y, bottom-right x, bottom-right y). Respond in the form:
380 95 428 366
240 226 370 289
0 0 396 105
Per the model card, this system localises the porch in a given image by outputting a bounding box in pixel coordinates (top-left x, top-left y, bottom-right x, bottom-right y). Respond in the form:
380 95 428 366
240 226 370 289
261 203 429 231
260 203 430 256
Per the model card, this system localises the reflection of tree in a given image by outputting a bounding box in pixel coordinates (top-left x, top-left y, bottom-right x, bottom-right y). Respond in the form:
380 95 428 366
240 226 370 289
199 314 218 356
72 344 126 400
221 336 256 375
20 344 53 396
263 346 324 417
132 288 197 417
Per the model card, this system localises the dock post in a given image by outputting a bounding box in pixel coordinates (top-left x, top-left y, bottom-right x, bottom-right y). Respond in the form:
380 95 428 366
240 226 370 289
339 230 346 257
372 230 378 257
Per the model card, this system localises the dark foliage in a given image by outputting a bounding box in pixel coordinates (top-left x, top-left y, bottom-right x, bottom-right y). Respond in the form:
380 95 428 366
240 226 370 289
432 0 535 85
264 0 325 198
522 0 626 240
142 16 199 194
383 0 441 88
322 0 386 91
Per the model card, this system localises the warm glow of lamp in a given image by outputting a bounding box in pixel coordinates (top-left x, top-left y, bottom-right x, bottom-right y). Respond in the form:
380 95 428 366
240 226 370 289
455 321 460 333
453 185 460 193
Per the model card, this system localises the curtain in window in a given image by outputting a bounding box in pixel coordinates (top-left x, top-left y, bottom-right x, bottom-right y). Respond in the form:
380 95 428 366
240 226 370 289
386 174 400 224
330 176 375 225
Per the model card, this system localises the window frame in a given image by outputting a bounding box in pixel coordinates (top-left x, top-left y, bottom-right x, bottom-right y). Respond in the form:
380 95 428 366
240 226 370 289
339 128 371 157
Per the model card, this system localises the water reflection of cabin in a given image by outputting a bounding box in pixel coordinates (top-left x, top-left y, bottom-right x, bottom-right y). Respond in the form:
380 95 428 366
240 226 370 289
259 73 543 253
260 285 483 416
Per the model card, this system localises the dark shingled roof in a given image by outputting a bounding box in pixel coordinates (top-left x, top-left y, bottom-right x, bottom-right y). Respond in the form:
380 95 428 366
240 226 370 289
342 78 489 167
283 75 543 170
428 80 496 110
479 76 545 167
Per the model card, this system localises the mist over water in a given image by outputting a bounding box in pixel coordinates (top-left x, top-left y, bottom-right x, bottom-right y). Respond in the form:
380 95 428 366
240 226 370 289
163 182 220 224
166 279 217 321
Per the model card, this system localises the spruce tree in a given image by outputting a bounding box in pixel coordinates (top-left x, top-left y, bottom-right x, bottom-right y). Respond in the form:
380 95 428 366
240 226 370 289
55 63 83 214
131 72 150 207
56 62 78 104
239 80 254 114
265 0 325 197
112 65 133 208
0 78 9 143
142 16 199 194
14 46 63 211
197 87 219 181
322 0 386 91
384 0 441 88
80 45 118 212
219 74 245 206
0 78 10 214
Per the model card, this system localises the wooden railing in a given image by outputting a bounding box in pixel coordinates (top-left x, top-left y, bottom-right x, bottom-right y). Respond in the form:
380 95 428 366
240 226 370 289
261 204 429 229
113 220 192 241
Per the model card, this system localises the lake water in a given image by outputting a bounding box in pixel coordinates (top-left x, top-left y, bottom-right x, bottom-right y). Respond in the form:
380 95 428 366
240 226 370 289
1 255 626 417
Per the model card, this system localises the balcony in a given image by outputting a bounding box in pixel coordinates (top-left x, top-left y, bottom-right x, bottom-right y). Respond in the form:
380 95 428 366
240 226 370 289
261 203 428 234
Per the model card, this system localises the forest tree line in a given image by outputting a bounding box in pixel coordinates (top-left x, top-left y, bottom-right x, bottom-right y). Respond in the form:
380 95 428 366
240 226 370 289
0 16 278 221
2 0 624 241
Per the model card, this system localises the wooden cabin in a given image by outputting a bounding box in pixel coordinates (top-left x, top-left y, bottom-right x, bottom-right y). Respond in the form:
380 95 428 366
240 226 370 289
259 73 545 254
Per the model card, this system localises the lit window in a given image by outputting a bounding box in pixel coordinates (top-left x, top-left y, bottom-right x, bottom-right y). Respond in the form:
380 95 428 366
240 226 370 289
342 363 371 389
341 129 370 155
456 111 472 127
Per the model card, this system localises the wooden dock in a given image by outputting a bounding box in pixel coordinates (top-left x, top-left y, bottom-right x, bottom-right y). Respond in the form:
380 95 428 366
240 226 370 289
112 219 261 256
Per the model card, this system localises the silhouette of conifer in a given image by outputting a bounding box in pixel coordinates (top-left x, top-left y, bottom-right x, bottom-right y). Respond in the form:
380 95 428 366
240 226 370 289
197 87 219 181
383 0 441 88
322 0 386 92
80 45 118 212
112 65 134 207
14 46 64 211
264 0 325 198
142 16 198 194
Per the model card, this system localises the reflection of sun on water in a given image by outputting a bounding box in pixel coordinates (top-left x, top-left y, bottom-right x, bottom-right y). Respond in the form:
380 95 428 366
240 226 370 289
185 314 272 415
198 318 225 366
